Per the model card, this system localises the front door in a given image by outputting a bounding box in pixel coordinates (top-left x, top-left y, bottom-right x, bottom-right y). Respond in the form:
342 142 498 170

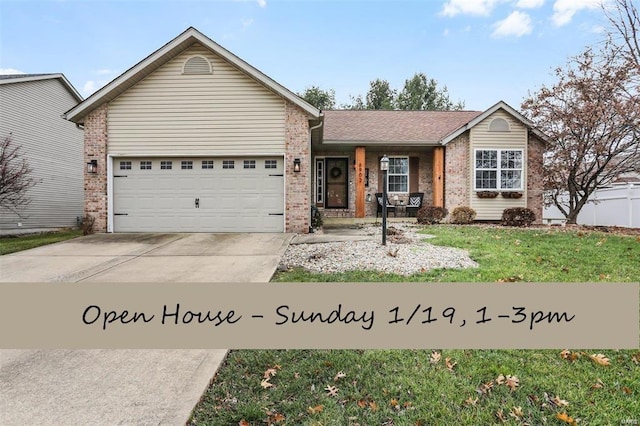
325 158 348 209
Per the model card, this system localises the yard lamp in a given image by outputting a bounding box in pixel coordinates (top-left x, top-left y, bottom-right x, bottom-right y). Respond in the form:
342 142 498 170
380 154 389 246
87 160 98 174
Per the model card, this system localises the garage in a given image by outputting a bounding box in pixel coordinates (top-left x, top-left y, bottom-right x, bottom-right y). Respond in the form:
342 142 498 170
112 157 285 233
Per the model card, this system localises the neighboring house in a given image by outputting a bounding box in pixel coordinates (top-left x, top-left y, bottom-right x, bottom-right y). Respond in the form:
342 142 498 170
65 27 547 234
0 73 84 234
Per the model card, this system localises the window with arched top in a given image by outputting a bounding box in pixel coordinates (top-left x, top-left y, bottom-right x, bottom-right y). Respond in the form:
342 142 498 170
488 117 510 132
182 55 212 75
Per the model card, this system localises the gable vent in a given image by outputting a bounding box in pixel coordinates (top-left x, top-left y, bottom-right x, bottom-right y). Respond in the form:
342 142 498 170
182 56 212 75
488 117 510 132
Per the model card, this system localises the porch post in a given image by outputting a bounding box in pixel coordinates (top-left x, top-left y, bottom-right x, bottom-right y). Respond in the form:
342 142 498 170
355 146 366 218
433 147 444 207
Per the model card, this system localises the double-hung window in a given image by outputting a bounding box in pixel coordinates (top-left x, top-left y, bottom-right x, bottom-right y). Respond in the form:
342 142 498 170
474 149 523 190
387 157 409 193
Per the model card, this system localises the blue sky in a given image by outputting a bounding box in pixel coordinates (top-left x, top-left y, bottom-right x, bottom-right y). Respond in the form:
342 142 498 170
1 0 610 110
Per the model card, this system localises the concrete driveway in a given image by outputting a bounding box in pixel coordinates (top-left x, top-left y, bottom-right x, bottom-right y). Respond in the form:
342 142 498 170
0 232 293 425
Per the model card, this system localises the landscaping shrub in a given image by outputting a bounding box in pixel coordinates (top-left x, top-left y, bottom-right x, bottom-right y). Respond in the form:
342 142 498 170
501 207 536 227
80 215 95 235
416 206 448 225
310 205 323 229
450 206 477 224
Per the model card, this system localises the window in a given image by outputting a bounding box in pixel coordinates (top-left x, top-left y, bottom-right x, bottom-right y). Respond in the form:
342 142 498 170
119 161 132 170
243 160 256 169
202 160 214 169
387 157 409 193
315 159 324 204
223 160 235 169
265 160 277 169
474 149 523 190
161 161 172 170
181 161 193 170
140 161 152 170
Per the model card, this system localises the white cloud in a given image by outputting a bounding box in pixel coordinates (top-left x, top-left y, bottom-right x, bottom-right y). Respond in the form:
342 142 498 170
516 0 544 8
441 0 502 17
492 10 533 37
256 0 266 7
82 79 109 96
552 0 601 26
0 68 25 75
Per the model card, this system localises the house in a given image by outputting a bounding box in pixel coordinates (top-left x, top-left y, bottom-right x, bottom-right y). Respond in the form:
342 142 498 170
65 27 547 234
0 74 84 234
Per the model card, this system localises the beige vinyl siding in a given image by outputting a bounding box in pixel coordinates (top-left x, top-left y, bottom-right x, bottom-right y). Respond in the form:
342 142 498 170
108 44 286 156
0 78 84 232
469 110 527 220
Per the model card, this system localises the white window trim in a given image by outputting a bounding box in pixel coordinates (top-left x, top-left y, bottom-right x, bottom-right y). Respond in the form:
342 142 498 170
473 148 524 191
387 156 409 194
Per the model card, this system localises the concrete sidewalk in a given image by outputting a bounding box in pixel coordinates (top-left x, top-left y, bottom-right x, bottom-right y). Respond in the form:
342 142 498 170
0 232 293 426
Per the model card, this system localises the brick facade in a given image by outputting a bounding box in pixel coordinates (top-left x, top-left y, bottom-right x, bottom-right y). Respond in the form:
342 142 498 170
284 101 311 233
526 134 545 224
443 134 470 212
83 104 109 233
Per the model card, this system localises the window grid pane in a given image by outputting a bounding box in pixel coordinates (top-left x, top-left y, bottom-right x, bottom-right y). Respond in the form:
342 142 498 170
140 161 152 170
161 161 172 170
265 160 277 169
119 161 132 170
202 160 214 169
181 161 193 170
387 157 408 192
223 160 234 169
244 160 256 169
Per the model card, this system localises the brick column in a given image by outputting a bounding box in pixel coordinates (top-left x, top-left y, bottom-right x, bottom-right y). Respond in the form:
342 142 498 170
527 135 545 224
443 134 470 211
83 104 108 232
284 101 310 233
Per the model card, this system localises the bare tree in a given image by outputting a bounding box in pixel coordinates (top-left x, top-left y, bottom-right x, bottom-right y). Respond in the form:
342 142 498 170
604 0 640 69
0 134 37 215
522 45 640 224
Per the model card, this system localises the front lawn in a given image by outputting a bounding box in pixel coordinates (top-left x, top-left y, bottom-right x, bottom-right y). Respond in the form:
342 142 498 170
0 229 82 255
190 225 640 425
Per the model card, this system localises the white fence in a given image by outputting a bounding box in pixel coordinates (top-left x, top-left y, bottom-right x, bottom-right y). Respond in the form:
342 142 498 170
543 183 640 228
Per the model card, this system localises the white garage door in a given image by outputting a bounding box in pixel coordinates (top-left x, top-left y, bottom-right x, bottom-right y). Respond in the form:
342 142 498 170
113 157 284 232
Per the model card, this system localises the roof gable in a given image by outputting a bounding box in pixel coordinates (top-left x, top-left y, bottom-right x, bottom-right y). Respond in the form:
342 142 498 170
0 73 83 102
64 27 320 123
440 100 550 145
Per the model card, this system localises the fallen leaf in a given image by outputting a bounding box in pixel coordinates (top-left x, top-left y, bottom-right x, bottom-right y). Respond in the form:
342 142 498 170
550 395 569 407
334 371 346 381
268 412 285 423
496 374 505 385
476 380 494 396
294 372 300 379
357 399 367 408
239 420 250 426
560 349 580 362
263 368 278 379
325 385 339 397
509 406 524 418
430 351 441 364
590 379 604 390
445 357 457 371
631 352 640 364
260 378 273 389
556 412 577 425
464 396 478 406
369 401 378 411
589 353 610 366
390 398 399 409
495 409 506 422
622 386 632 395
505 375 519 392
307 405 323 414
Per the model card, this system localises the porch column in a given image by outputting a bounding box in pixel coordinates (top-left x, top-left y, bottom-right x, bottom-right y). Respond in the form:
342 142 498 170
433 147 444 207
355 146 366 218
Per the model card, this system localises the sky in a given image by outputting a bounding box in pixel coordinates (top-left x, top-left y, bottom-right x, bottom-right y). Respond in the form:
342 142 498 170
0 0 612 111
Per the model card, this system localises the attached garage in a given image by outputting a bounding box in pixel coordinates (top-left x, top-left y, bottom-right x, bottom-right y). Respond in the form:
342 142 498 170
112 157 285 233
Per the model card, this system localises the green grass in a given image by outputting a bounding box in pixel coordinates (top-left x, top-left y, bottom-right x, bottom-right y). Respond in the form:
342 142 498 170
0 229 82 255
191 226 640 425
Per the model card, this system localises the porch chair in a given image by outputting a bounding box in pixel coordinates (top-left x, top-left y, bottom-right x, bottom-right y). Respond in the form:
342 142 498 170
375 193 396 218
405 192 424 217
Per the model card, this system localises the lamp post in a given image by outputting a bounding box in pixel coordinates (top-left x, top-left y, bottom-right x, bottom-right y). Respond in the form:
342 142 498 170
380 155 389 246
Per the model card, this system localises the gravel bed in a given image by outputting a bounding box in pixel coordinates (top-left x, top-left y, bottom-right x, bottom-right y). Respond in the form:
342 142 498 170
279 224 478 276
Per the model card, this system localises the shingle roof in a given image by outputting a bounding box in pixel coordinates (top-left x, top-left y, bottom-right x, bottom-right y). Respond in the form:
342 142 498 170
322 109 483 143
0 73 56 80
